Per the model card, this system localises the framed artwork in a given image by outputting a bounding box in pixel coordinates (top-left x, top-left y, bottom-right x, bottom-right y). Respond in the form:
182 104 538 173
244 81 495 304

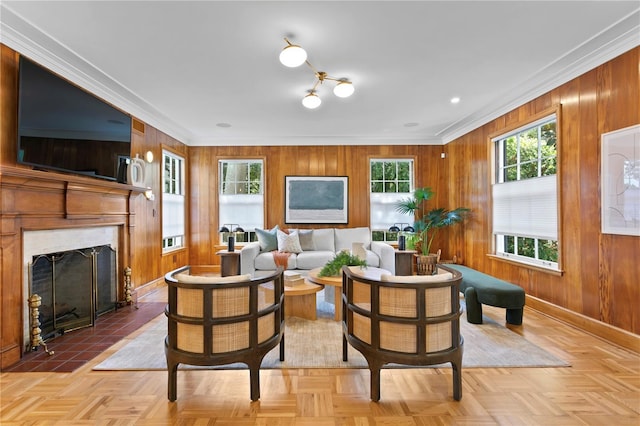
285 176 348 224
601 124 639 236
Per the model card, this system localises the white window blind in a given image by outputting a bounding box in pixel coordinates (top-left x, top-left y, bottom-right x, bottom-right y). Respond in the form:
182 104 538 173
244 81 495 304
162 192 185 239
219 194 264 231
492 175 557 240
370 192 414 229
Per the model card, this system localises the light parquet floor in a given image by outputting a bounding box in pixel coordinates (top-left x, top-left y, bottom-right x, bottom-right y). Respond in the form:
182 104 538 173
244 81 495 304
1 286 638 425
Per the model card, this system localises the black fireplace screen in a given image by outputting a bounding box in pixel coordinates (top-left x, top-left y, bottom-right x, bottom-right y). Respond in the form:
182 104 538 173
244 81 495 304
30 245 117 339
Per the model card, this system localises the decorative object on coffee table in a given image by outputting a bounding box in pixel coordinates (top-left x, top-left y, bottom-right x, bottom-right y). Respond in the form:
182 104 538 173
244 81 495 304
318 250 366 277
283 271 304 287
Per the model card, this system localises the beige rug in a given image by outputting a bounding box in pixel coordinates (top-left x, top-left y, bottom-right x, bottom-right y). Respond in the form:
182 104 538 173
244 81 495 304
94 295 569 370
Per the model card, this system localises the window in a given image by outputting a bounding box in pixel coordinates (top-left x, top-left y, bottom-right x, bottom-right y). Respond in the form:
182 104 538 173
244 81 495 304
492 114 559 270
218 159 264 243
162 150 185 252
370 159 414 242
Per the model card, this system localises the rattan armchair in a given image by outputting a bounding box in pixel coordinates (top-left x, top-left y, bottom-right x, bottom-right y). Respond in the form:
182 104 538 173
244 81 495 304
164 266 285 401
341 265 463 401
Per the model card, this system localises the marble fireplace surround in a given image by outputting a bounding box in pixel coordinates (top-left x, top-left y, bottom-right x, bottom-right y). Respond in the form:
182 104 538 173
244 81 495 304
22 226 120 349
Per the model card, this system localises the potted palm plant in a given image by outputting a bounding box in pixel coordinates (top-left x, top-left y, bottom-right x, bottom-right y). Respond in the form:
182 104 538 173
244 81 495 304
395 187 470 274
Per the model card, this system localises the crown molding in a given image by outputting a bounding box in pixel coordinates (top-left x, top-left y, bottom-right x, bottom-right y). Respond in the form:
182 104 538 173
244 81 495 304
439 9 640 144
188 135 444 147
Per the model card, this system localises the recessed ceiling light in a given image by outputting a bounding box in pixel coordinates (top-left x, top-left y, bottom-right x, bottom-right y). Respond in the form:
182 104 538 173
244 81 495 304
450 97 461 104
216 123 232 128
404 122 419 127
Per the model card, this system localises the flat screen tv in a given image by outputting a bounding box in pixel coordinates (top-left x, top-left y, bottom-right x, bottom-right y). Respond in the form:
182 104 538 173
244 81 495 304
17 56 132 182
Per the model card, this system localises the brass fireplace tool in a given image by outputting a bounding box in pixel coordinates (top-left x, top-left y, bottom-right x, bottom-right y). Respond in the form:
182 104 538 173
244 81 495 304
124 266 138 308
28 294 54 355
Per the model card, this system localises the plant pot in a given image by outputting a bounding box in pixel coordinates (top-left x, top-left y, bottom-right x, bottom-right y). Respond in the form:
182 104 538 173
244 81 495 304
415 253 438 275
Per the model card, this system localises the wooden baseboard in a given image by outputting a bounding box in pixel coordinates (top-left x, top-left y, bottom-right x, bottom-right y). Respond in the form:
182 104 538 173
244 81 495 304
525 295 639 353
134 278 166 300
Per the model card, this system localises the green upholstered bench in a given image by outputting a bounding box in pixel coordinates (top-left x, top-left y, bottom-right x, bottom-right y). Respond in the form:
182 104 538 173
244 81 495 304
446 264 525 325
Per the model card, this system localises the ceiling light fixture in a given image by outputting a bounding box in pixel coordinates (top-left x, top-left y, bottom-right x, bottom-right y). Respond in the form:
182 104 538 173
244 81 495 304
279 37 355 109
302 91 322 109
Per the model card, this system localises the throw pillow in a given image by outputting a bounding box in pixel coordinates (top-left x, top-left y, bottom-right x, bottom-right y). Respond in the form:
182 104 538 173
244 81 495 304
298 229 315 251
277 229 303 253
255 225 279 252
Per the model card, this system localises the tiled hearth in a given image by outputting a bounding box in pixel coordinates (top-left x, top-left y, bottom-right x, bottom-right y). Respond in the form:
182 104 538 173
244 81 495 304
4 299 165 373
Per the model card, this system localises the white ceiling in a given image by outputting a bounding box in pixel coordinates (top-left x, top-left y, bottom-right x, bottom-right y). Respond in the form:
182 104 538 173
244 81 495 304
1 1 638 146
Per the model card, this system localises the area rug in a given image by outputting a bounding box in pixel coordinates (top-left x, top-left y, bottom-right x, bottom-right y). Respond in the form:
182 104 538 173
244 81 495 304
94 294 569 370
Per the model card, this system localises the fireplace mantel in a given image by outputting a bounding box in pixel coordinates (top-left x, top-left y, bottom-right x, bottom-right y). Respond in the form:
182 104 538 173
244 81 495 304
1 165 144 368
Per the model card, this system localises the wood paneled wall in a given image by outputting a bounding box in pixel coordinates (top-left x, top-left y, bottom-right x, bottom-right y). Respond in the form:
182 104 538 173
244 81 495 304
445 47 639 335
187 144 449 265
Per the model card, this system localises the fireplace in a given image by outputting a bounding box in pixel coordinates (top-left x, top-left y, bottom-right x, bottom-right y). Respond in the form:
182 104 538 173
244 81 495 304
23 226 120 350
29 245 117 342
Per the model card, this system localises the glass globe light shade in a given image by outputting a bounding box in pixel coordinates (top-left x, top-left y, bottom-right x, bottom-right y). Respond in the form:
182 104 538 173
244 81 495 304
333 81 354 98
279 45 307 67
302 93 321 109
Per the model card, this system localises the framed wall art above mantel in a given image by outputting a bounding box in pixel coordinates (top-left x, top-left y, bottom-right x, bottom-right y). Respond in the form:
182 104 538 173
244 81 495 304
285 176 348 224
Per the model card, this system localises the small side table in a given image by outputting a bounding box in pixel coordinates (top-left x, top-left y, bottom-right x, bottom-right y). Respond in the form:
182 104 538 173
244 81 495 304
394 249 416 276
216 250 241 277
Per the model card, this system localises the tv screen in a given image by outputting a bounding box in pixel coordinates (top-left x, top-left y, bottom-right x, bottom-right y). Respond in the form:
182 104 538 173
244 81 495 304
17 56 132 182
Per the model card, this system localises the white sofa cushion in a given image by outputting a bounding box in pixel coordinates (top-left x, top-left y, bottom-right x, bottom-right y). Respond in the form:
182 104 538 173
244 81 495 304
255 252 297 270
296 251 335 270
334 227 371 251
312 228 335 251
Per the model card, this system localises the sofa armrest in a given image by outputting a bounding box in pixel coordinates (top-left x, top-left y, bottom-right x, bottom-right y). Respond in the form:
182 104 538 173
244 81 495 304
240 242 261 275
371 241 396 274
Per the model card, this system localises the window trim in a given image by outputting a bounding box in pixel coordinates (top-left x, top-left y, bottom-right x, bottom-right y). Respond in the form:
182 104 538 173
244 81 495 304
488 105 562 273
162 147 186 253
369 156 417 243
217 157 266 245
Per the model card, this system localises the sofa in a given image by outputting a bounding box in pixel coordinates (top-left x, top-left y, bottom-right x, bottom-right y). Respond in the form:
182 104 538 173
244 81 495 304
240 226 396 276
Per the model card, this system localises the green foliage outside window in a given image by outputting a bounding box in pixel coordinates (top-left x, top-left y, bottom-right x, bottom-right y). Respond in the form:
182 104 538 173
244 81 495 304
370 160 412 193
498 119 558 263
503 121 557 182
220 161 263 195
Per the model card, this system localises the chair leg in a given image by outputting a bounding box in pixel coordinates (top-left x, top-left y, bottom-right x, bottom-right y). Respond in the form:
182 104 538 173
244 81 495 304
451 341 463 401
451 361 462 401
342 334 348 361
249 367 260 401
167 360 178 402
279 334 285 362
369 361 383 402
